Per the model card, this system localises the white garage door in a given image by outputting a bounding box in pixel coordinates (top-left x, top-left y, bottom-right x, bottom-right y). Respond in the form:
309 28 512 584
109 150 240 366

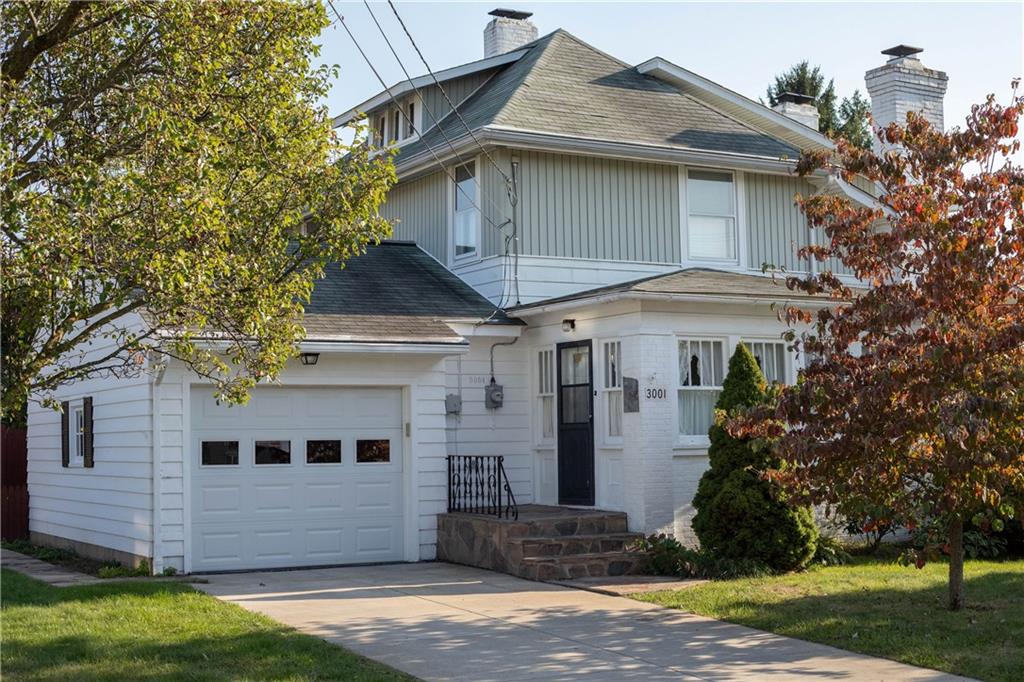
189 386 405 572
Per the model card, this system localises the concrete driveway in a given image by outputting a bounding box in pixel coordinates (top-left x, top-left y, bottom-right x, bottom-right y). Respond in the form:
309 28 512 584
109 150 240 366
199 562 966 681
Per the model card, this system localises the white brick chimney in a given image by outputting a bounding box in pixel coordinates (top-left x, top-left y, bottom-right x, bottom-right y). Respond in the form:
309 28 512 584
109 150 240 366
772 92 820 131
484 8 538 58
865 45 948 151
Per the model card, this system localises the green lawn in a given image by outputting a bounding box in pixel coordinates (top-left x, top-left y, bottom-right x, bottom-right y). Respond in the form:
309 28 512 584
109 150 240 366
0 569 411 681
635 557 1024 682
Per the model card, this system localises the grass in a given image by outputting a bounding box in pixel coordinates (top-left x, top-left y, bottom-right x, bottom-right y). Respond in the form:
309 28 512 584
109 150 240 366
0 568 411 681
1 540 115 577
634 556 1024 682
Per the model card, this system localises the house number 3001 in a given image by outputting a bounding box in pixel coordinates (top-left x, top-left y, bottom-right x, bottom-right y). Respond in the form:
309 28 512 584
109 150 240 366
645 387 667 400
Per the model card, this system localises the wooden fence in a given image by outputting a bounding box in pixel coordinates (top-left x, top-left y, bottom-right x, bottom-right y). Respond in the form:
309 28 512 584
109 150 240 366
2 426 29 540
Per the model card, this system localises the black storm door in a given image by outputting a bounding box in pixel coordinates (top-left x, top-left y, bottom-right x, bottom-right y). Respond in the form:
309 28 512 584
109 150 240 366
557 340 595 506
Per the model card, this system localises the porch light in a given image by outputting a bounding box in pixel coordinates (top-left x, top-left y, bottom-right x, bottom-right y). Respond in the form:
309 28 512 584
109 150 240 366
561 319 576 332
299 352 320 366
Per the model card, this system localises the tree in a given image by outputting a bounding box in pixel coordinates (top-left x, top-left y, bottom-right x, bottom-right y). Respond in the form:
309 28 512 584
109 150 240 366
692 343 819 572
1 1 395 419
767 61 871 148
737 85 1024 610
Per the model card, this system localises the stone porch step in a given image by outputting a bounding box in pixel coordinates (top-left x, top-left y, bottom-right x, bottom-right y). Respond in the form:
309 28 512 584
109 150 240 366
517 551 648 581
509 532 644 558
508 511 630 538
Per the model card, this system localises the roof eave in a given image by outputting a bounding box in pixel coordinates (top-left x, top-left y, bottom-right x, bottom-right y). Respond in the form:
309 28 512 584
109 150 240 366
510 290 845 317
635 57 835 153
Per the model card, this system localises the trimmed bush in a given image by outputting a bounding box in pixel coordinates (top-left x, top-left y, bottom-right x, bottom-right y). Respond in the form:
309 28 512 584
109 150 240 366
692 343 818 571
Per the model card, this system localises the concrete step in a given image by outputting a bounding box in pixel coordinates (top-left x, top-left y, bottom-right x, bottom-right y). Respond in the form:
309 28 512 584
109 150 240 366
509 533 644 558
517 551 649 582
511 512 630 538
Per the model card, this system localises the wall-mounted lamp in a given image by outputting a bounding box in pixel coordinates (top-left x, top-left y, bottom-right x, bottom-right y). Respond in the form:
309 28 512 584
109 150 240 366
561 319 576 332
299 352 320 366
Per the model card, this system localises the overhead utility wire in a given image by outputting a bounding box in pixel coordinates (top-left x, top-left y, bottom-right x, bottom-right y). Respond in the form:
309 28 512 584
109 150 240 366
386 0 513 189
360 0 510 224
328 1 505 231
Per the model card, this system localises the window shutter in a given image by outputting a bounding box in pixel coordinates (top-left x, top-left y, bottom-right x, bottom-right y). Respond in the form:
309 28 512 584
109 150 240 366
61 401 70 468
83 396 94 468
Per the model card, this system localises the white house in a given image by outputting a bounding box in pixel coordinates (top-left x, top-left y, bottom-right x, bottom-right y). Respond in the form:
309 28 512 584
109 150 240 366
27 10 947 574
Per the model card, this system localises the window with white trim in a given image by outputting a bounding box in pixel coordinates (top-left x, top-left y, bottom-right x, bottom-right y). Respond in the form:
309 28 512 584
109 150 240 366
372 113 386 147
602 340 623 441
686 169 737 262
403 99 416 139
677 338 726 438
453 162 479 260
70 405 85 466
744 340 789 384
535 348 555 445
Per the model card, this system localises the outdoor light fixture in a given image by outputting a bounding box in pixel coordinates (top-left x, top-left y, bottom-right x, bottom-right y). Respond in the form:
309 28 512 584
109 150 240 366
299 352 320 366
561 319 576 332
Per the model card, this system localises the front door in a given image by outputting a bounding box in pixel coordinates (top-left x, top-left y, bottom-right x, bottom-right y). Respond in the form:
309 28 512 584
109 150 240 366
557 340 595 506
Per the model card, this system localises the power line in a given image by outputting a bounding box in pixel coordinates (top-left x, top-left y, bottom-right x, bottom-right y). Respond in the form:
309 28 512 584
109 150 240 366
359 0 510 224
327 0 506 232
386 0 513 189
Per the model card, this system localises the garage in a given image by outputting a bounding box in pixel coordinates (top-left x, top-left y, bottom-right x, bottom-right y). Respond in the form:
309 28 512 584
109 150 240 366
189 385 405 572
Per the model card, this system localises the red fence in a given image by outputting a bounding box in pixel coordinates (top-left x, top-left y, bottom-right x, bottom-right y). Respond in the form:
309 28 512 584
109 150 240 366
2 426 29 540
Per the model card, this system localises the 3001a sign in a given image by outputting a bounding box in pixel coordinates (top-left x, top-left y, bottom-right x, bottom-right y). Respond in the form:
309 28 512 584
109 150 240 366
644 387 667 400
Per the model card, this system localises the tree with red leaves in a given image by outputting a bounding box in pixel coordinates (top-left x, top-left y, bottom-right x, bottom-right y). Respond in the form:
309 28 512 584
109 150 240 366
740 85 1024 611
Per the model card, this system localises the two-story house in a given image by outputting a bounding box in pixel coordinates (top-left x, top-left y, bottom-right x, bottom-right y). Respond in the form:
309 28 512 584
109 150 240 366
26 9 948 575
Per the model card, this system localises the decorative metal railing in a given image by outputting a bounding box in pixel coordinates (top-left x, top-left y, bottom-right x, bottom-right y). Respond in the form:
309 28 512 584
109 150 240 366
446 454 519 520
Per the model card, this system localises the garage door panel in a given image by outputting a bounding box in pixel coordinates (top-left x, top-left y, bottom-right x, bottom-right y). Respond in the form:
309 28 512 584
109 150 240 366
190 386 406 572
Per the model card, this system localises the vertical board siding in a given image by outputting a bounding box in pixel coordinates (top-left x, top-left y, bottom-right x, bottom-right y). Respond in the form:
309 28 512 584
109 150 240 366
517 151 680 263
745 173 814 273
419 69 498 129
379 172 447 261
481 147 514 258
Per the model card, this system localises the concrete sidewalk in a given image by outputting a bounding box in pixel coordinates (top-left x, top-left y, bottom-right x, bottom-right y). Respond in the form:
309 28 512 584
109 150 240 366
199 561 967 681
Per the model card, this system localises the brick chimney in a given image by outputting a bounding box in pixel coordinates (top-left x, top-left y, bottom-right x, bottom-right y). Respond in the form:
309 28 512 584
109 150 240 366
865 45 948 151
772 92 820 131
484 9 537 58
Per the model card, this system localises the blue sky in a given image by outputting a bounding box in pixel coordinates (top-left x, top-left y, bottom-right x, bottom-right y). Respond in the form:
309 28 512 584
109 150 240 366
318 1 1023 137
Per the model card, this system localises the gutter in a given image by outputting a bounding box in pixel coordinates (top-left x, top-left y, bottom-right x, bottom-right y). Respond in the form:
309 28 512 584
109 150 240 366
510 290 848 317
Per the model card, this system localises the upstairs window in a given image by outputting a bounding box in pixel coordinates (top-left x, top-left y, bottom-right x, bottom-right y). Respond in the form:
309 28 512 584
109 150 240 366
686 169 737 262
389 108 401 144
453 162 479 261
403 100 417 139
372 113 386 147
677 338 725 438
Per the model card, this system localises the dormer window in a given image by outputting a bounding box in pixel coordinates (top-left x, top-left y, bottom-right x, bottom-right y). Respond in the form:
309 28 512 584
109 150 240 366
404 100 416 138
372 113 386 147
685 169 737 262
389 108 401 144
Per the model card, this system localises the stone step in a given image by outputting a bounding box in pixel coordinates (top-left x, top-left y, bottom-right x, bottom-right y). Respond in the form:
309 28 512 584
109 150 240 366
510 512 630 538
509 533 644 558
517 551 649 582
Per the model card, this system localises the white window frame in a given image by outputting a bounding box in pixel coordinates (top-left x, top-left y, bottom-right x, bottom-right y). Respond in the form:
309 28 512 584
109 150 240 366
398 96 421 143
680 166 744 268
676 336 727 446
534 347 556 448
600 339 624 446
742 339 794 385
450 158 481 265
68 400 85 467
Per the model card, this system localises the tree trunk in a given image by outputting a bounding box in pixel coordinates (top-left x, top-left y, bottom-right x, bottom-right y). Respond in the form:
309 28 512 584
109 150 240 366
948 515 965 611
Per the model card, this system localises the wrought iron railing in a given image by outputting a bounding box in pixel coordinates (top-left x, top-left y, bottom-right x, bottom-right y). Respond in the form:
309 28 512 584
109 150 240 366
446 454 519 520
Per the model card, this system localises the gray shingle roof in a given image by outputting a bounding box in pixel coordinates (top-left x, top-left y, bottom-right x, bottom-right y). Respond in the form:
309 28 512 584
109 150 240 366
510 268 846 312
400 30 798 162
304 241 518 344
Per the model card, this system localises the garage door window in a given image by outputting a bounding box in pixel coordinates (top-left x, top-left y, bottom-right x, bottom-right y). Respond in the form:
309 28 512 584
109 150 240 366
356 439 390 463
306 440 342 464
255 440 291 465
201 441 239 466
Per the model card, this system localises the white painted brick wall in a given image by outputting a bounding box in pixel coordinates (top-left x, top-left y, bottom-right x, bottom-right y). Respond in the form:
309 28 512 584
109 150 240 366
866 56 948 152
483 17 538 58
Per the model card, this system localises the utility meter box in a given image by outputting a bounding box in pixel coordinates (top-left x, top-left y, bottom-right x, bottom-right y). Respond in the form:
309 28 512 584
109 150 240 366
484 381 504 409
445 393 462 415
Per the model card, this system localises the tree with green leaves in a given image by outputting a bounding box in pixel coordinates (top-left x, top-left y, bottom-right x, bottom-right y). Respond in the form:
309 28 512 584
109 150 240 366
1 1 395 420
692 343 819 572
767 61 872 148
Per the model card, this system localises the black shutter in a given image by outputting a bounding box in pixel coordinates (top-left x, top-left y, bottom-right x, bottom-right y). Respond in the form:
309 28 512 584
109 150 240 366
61 401 70 467
83 396 94 468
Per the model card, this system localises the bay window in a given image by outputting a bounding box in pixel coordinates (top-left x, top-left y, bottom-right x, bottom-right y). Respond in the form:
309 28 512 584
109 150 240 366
686 169 737 262
677 338 725 438
744 340 789 384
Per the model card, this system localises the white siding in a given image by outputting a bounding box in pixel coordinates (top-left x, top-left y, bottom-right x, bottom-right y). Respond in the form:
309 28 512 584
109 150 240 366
27 315 155 560
444 336 532 504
